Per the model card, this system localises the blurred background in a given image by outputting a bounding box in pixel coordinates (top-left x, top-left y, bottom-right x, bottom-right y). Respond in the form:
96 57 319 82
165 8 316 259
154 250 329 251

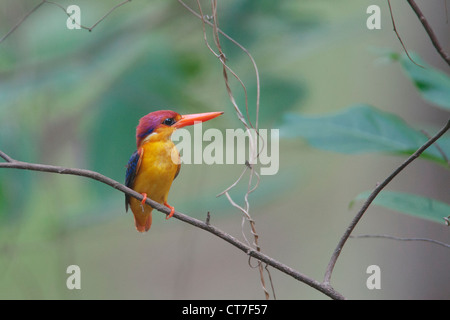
0 0 449 299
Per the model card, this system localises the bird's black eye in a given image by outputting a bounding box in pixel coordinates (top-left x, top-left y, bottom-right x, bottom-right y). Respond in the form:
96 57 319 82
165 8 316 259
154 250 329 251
163 118 175 126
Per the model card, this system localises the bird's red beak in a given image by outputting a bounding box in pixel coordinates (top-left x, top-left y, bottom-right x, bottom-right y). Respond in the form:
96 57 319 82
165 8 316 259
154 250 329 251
173 111 224 128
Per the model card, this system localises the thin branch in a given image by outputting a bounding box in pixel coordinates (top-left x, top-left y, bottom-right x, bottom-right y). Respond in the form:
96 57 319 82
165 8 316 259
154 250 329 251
351 234 450 249
85 0 132 32
420 129 450 166
177 0 261 132
178 0 267 160
0 0 46 44
0 150 14 162
185 0 272 299
0 0 132 44
323 118 450 285
44 0 132 32
191 0 250 130
407 0 450 67
444 216 450 226
386 0 424 68
0 150 345 300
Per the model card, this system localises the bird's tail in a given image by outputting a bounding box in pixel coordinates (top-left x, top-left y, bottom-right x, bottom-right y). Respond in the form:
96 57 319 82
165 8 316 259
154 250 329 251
134 211 152 232
129 197 153 232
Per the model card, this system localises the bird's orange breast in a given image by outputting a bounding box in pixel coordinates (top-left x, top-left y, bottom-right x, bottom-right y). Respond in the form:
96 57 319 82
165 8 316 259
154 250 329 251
135 139 179 201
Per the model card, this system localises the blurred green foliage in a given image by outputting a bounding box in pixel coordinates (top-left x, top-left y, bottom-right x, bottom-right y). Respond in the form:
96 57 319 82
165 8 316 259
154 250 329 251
351 191 450 225
395 53 450 111
280 53 450 225
281 103 449 165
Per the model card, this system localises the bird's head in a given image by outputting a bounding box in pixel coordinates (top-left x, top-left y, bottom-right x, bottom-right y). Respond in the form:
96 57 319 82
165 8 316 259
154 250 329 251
136 110 223 147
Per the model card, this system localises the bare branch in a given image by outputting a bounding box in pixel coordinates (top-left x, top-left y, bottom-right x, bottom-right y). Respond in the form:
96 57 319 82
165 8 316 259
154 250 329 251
386 0 424 68
85 0 132 32
177 0 261 132
323 118 450 285
420 129 450 166
0 150 14 162
0 0 46 44
0 0 132 44
407 0 450 67
182 0 272 299
0 150 345 300
351 234 450 249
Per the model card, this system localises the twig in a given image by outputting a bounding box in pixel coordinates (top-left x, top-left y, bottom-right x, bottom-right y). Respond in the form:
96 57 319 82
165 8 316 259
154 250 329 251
186 0 272 300
0 150 14 162
323 119 450 285
86 0 132 32
177 0 261 132
0 150 344 300
0 0 132 44
351 234 450 249
0 0 46 44
407 0 450 67
420 129 450 166
386 0 424 68
178 0 266 160
205 211 211 225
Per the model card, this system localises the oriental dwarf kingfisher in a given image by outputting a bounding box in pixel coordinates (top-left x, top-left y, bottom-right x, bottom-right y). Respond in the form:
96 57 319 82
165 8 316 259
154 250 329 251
125 110 223 232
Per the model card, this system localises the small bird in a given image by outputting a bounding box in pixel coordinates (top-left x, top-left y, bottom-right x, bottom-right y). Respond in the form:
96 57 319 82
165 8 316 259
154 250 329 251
125 109 223 232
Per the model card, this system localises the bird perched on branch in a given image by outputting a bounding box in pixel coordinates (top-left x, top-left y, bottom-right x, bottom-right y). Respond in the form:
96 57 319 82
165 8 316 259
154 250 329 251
125 110 223 232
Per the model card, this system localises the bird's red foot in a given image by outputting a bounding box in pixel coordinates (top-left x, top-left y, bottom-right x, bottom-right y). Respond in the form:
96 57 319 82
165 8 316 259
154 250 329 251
140 193 148 212
164 202 175 220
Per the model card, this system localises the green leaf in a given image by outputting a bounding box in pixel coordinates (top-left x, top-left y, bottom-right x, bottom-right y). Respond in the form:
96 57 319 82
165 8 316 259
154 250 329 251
352 191 450 225
398 53 450 111
280 104 448 164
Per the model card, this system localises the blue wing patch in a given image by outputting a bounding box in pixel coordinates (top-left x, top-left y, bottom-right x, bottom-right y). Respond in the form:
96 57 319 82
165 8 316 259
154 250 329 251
125 148 142 212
